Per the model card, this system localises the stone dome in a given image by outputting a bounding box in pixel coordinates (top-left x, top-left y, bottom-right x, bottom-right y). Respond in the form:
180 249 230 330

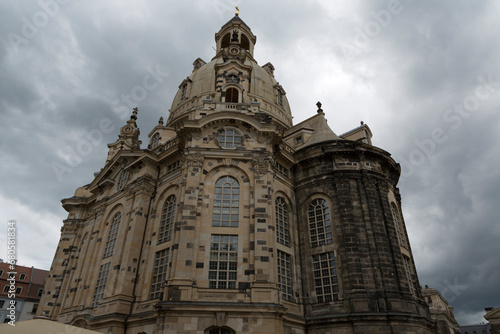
166 16 293 128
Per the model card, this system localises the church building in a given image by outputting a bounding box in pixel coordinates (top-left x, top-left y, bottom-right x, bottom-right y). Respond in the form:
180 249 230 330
38 13 442 334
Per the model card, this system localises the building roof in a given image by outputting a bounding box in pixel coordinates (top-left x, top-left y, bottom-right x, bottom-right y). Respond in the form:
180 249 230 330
0 319 102 333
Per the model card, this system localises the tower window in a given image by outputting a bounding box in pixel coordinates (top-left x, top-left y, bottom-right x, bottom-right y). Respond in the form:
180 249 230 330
403 256 417 297
103 212 121 258
240 34 250 51
158 195 176 244
92 262 111 308
150 132 160 149
19 273 26 281
209 235 238 289
391 203 406 247
277 90 284 107
181 83 188 100
308 199 333 247
117 171 129 191
313 252 339 303
225 87 239 103
217 129 242 148
150 248 170 300
277 250 293 302
275 197 290 247
221 33 231 49
213 176 239 227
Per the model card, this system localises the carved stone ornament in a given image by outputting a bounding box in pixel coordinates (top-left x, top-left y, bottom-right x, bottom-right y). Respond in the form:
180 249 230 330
378 181 389 194
363 177 378 191
61 219 84 240
335 178 350 195
90 203 106 219
127 179 156 198
187 153 204 167
252 156 270 176
215 312 228 327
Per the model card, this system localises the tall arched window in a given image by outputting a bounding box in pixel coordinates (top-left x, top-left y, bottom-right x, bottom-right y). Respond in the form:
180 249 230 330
117 171 129 191
103 212 121 258
403 256 416 297
221 33 231 49
308 199 333 247
391 203 406 247
225 87 239 103
158 195 176 244
240 34 250 51
212 176 239 227
275 197 290 247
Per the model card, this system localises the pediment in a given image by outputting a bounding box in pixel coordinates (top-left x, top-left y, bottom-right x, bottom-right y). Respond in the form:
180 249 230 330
88 152 146 194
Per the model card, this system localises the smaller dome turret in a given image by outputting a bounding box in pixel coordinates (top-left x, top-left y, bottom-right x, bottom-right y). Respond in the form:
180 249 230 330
215 15 256 56
166 16 293 128
106 107 141 162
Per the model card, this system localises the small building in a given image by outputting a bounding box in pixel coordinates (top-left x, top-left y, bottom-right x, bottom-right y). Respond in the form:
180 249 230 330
422 285 460 334
0 261 49 323
460 323 491 334
485 307 500 334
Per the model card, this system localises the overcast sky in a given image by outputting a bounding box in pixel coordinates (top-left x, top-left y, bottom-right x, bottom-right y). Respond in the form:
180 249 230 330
1 0 499 326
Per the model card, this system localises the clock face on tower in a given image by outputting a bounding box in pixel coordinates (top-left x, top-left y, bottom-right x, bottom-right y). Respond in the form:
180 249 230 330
122 125 133 134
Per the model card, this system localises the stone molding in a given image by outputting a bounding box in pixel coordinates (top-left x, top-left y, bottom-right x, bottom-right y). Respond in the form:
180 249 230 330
186 153 204 167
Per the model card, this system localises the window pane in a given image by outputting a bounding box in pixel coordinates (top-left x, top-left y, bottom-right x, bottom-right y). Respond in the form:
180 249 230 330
308 199 333 247
209 234 238 290
312 252 339 303
213 176 239 227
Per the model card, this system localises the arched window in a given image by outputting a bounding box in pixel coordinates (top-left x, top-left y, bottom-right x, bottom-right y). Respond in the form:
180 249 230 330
403 256 416 297
117 171 129 191
217 129 242 148
207 327 233 334
391 203 406 247
275 197 290 246
158 195 176 244
103 212 121 258
212 176 239 227
225 87 239 103
221 33 231 49
181 83 187 100
150 132 160 149
240 34 250 51
308 199 333 247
